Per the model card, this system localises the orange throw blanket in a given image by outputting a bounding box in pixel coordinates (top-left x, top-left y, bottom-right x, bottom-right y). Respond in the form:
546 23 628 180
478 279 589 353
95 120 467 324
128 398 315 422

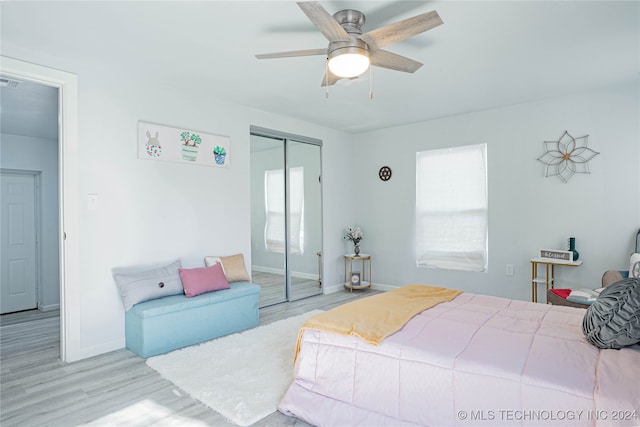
294 284 462 362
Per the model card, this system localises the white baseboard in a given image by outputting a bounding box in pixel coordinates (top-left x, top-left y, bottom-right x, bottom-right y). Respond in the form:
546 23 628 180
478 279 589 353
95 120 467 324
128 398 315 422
38 303 60 312
322 283 344 294
323 282 397 295
292 271 318 280
252 265 282 275
68 338 126 363
252 265 318 280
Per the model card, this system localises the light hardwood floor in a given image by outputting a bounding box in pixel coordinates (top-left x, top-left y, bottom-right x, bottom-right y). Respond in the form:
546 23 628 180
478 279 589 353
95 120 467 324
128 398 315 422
252 271 322 308
0 289 378 427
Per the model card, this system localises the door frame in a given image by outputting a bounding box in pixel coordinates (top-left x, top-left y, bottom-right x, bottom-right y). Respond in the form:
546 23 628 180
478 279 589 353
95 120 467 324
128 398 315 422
250 126 323 303
0 170 41 313
1 56 79 362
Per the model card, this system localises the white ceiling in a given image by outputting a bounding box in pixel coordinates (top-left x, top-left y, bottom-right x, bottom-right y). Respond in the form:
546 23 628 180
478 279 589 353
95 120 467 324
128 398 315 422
1 1 638 137
1 78 58 140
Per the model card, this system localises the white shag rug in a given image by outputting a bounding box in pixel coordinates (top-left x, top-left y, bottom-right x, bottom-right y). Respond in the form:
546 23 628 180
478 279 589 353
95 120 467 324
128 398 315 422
146 310 322 426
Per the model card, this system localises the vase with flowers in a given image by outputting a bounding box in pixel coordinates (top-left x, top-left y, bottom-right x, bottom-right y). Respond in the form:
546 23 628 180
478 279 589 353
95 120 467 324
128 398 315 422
344 226 363 256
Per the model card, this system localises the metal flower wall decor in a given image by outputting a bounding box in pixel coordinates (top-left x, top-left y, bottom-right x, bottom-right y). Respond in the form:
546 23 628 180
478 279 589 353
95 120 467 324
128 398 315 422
537 130 599 183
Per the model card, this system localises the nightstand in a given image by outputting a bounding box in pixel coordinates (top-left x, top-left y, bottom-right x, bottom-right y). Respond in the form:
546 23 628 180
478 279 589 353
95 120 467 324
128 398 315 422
530 257 582 302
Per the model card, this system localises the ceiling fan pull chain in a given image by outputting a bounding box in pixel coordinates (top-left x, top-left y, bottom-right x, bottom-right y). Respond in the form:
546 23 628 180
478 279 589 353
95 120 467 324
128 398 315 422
369 66 373 100
325 59 329 98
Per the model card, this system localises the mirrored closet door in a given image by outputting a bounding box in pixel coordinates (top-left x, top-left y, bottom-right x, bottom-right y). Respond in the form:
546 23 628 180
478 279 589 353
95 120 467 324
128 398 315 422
250 127 323 307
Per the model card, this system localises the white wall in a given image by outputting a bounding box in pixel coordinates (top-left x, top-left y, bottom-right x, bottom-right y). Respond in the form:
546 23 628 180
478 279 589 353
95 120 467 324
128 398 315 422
1 133 60 309
73 71 353 358
0 45 354 360
352 81 640 302
5 37 636 361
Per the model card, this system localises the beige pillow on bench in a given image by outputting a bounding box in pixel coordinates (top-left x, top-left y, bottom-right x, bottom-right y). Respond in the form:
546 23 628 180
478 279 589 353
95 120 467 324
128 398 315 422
204 253 251 283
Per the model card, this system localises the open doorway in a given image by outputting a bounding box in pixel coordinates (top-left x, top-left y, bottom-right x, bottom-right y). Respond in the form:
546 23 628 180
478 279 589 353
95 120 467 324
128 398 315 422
0 56 79 362
0 77 60 316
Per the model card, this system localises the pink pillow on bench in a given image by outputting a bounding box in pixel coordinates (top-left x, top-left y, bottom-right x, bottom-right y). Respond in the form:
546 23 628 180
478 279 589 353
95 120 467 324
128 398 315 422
179 263 230 297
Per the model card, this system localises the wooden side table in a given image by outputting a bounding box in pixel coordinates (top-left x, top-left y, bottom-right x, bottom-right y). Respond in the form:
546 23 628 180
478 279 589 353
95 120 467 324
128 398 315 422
344 254 372 292
530 257 582 302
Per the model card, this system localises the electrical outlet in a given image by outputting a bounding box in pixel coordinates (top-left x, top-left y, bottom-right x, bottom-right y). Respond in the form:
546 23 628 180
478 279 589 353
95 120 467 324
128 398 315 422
506 264 514 276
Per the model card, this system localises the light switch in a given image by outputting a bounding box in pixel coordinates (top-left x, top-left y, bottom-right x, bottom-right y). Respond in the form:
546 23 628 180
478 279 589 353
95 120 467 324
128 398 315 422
506 264 514 276
88 194 98 210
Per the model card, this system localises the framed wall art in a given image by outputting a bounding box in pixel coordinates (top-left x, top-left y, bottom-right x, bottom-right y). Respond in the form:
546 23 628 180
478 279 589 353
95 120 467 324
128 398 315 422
138 121 230 167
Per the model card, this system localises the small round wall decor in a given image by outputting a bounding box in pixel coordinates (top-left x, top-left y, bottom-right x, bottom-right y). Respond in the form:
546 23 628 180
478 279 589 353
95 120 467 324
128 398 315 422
378 166 392 181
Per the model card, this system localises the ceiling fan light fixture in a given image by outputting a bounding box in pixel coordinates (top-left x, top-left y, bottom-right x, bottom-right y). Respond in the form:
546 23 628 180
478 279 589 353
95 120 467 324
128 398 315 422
328 46 370 78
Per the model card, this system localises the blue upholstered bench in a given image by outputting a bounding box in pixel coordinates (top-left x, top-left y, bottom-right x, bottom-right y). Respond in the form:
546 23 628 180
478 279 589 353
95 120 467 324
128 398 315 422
125 281 260 358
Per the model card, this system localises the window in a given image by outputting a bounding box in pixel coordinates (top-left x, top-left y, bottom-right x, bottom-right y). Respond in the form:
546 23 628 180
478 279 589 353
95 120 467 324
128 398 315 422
415 144 488 271
264 167 304 254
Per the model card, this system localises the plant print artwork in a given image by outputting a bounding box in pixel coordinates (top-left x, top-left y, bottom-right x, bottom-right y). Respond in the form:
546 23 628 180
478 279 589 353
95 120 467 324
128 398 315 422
138 121 230 167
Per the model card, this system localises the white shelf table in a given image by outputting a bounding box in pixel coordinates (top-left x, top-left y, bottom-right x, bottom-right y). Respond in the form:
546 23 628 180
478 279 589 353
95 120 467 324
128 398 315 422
530 257 582 303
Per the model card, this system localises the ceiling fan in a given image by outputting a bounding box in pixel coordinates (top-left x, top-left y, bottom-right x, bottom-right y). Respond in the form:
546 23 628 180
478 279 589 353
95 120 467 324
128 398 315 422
255 1 443 87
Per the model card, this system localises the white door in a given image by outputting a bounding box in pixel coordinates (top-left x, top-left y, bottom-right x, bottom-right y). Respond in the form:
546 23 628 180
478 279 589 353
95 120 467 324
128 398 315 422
1 172 38 313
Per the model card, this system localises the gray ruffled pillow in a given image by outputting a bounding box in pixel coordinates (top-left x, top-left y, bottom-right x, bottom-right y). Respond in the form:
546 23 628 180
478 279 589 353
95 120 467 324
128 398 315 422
582 278 640 349
113 259 184 311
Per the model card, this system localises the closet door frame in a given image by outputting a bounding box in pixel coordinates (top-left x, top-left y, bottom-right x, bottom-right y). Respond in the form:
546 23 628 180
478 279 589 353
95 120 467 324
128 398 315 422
250 126 323 303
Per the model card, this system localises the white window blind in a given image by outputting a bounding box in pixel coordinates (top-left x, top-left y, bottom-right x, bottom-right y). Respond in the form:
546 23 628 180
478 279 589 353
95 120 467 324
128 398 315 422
415 143 488 271
264 167 304 254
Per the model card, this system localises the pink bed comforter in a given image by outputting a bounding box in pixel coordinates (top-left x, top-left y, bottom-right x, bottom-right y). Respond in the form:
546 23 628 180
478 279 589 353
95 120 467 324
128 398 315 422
279 293 640 426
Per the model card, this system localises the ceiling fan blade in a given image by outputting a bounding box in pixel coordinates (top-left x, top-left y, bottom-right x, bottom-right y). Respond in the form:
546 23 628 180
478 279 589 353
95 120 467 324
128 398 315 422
320 70 341 87
370 49 423 73
255 48 327 59
359 10 443 51
297 2 351 42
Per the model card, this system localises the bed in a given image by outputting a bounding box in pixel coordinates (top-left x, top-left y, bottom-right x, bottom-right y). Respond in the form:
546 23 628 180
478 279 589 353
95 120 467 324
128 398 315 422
278 285 640 426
